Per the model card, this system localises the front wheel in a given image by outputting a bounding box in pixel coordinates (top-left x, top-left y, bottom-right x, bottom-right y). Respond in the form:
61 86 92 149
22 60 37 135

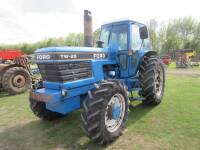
29 98 65 121
81 80 129 144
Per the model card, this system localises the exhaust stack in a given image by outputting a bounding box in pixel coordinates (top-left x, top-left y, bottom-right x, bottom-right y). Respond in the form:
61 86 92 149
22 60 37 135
84 10 93 47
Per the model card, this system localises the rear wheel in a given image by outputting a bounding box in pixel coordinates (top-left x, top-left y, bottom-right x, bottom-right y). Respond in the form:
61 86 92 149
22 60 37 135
2 67 31 95
139 55 165 105
81 80 129 144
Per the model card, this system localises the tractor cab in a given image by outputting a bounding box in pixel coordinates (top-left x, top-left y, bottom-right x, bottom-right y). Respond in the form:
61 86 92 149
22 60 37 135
98 20 150 50
98 20 151 78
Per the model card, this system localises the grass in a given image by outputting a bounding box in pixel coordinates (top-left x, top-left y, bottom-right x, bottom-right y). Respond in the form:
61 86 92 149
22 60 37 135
168 62 176 69
0 72 200 150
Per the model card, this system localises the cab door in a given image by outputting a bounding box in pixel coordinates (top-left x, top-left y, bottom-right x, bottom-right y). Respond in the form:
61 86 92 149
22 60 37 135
109 24 129 78
109 23 143 78
128 24 143 77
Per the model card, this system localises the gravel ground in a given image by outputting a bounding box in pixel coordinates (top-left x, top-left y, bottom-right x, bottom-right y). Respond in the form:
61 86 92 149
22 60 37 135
166 68 200 77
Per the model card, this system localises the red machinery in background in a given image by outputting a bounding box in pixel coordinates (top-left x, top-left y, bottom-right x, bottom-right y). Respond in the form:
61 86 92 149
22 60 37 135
0 49 25 61
160 55 170 65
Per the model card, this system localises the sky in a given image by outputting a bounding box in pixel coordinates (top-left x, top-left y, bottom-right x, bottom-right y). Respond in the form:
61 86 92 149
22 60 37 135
0 0 199 44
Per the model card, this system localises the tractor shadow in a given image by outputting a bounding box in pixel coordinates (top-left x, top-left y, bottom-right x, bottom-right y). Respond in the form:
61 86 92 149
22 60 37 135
0 103 155 150
127 102 156 126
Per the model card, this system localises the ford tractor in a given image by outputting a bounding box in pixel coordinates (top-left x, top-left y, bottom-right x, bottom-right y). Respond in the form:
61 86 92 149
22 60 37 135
29 10 165 144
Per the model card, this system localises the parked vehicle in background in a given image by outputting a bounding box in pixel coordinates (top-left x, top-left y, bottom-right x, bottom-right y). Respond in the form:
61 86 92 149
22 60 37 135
160 55 170 66
0 50 31 95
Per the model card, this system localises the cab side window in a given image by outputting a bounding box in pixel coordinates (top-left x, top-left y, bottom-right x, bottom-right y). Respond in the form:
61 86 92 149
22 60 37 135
131 24 142 50
143 38 151 50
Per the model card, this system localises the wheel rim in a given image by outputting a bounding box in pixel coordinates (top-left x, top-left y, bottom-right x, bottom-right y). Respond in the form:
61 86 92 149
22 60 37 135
12 74 26 88
155 65 164 98
105 93 125 133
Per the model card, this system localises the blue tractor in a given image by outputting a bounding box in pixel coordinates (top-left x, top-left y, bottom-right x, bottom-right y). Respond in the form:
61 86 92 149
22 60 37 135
29 10 165 144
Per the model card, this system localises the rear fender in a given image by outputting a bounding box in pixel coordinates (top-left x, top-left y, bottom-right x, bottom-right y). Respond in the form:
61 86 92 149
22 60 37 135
137 51 157 69
142 51 157 58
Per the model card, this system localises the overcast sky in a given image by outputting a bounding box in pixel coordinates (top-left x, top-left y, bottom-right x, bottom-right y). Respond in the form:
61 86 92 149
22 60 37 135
0 0 199 44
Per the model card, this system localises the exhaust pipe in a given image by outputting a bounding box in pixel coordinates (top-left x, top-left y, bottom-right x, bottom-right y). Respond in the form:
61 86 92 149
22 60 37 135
84 10 93 47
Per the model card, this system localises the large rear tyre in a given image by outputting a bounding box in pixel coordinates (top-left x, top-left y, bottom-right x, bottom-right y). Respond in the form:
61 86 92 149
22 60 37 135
2 67 31 95
139 55 165 105
81 80 129 144
29 98 64 121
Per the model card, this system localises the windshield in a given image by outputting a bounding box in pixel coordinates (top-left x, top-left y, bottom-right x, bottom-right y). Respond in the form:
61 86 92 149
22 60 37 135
100 24 128 50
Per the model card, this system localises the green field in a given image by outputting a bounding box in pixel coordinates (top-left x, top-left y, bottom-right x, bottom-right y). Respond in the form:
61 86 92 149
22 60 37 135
0 70 200 150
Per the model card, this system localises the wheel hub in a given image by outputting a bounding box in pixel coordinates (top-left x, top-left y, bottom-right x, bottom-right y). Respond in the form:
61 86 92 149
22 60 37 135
111 102 121 120
13 75 26 88
105 93 125 133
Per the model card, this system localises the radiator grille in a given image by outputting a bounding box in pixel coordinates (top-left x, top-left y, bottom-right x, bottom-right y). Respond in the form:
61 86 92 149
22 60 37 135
37 61 92 82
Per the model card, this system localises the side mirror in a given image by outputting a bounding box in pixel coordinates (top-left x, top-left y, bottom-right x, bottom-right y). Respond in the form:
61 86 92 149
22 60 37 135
139 26 148 39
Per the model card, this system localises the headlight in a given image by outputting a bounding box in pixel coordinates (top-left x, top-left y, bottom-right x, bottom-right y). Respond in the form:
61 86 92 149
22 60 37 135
61 89 68 97
108 71 116 77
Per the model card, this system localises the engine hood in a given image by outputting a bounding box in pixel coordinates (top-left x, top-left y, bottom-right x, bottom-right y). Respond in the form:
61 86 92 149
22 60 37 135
35 46 108 61
36 46 106 53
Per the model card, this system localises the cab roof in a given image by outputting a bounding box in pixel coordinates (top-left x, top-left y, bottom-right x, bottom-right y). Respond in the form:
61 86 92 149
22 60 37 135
102 19 146 27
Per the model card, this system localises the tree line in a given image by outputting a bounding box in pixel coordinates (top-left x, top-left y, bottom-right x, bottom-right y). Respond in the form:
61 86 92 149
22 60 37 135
0 33 85 54
0 17 199 55
148 17 200 54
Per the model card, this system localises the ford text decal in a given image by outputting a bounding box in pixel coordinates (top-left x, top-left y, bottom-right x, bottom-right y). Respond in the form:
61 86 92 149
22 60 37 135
36 54 51 60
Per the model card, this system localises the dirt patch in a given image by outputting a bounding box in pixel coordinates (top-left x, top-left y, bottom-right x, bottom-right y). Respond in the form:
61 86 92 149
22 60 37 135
167 69 200 77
